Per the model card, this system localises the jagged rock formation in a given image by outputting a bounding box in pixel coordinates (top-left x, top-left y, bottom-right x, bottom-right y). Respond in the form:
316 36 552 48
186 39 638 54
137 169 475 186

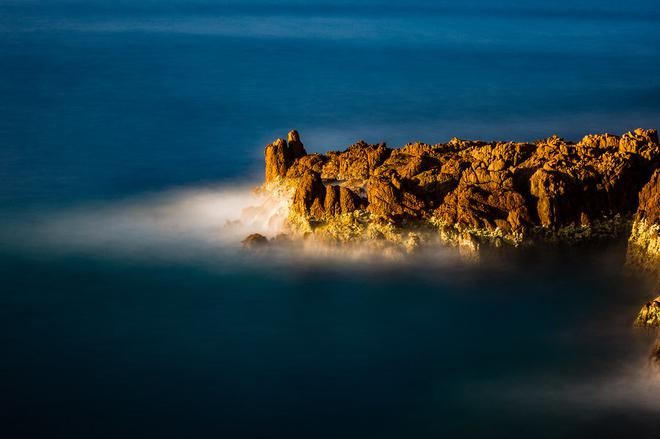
262 128 659 250
264 130 307 183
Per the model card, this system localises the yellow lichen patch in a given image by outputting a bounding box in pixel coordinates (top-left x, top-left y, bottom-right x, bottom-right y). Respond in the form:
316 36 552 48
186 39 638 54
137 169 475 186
429 215 524 248
627 219 660 273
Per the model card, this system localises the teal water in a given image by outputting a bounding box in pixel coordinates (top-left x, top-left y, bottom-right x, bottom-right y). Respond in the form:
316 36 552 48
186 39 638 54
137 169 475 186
1 1 659 437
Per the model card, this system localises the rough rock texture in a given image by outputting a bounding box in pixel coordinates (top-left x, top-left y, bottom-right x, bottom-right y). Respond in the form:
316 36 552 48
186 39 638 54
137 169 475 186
291 170 327 219
261 129 659 250
321 141 391 181
286 154 328 178
264 138 292 183
264 130 309 183
290 170 365 220
287 129 307 160
367 168 426 221
627 169 660 285
634 296 660 328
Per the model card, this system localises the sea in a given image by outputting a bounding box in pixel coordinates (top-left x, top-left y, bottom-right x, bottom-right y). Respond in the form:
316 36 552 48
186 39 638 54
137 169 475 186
1 1 659 437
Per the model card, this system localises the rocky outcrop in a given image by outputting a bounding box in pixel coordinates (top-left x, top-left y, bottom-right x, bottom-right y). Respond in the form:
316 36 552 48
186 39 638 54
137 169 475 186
287 129 307 159
264 130 308 182
253 129 660 362
259 128 658 252
619 127 660 158
242 233 269 248
264 138 291 183
634 296 660 328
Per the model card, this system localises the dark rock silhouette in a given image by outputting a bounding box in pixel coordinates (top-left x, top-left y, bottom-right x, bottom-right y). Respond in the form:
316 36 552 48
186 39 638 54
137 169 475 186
242 233 269 248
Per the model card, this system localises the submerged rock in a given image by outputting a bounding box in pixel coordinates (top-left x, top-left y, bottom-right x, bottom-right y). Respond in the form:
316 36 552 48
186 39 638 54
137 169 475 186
242 233 269 249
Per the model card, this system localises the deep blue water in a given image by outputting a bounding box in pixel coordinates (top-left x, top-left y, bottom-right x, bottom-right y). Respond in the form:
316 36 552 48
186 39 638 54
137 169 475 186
1 1 660 437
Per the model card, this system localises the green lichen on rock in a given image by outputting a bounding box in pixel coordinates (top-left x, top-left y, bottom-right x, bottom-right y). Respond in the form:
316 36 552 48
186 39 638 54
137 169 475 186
531 213 632 244
286 208 439 255
628 220 660 268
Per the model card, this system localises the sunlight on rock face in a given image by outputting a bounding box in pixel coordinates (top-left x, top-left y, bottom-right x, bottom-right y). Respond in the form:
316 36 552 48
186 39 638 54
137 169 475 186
635 297 660 328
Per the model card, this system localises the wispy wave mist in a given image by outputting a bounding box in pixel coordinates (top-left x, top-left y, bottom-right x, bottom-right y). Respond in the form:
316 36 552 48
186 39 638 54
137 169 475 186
0 183 464 269
0 184 291 263
2 182 659 425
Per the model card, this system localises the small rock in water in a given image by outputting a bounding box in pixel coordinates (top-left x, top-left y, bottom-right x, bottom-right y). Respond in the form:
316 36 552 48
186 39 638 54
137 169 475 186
242 233 269 249
634 296 660 328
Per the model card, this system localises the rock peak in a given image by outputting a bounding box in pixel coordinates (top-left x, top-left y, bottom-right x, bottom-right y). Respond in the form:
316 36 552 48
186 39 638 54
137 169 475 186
287 130 300 143
264 131 308 182
287 129 307 159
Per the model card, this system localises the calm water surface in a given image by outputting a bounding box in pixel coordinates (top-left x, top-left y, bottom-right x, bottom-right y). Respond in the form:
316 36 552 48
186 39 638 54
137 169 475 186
1 1 659 437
